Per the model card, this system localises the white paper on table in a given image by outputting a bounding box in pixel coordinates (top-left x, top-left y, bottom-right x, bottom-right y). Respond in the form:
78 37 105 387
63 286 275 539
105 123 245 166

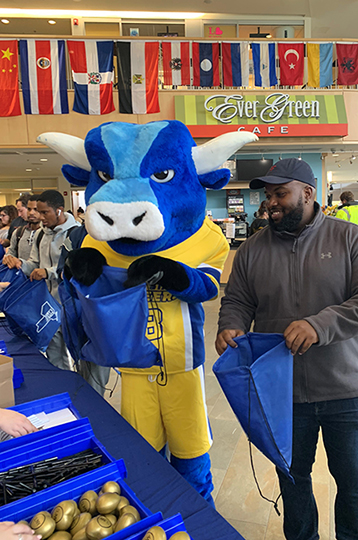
27 407 77 429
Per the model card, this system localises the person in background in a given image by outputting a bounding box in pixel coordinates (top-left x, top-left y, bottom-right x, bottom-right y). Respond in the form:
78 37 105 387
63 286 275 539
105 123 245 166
249 200 269 236
76 207 85 224
216 158 358 540
8 190 80 370
2 194 33 248
335 190 358 224
2 195 41 264
0 206 17 241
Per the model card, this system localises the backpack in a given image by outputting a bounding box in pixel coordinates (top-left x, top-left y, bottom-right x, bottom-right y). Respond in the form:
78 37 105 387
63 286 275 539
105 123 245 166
15 225 78 257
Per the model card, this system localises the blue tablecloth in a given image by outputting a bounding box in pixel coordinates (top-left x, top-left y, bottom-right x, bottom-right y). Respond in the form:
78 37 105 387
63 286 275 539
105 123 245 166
0 325 244 540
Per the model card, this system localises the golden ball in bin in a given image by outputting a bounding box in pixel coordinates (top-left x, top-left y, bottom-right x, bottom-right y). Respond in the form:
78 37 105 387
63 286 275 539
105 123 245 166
96 492 121 515
51 500 78 530
72 527 88 540
101 481 121 495
170 533 191 540
119 504 140 521
142 525 167 540
116 496 129 515
114 512 138 532
70 512 92 536
79 490 98 515
106 514 117 527
48 532 72 540
17 520 29 526
30 512 56 539
86 515 114 540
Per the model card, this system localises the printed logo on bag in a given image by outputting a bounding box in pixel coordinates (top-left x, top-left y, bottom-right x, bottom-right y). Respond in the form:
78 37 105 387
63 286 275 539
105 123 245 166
321 252 332 259
35 301 59 333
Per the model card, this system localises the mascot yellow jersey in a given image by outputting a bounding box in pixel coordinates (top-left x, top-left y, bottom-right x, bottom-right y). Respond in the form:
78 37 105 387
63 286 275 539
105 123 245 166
82 217 228 375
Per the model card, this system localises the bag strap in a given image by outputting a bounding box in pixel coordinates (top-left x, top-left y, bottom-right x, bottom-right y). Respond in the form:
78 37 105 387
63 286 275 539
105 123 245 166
36 229 45 250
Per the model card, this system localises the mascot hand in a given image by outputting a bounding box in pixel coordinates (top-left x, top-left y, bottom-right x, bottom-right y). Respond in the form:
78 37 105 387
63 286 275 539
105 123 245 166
64 248 107 286
124 255 190 291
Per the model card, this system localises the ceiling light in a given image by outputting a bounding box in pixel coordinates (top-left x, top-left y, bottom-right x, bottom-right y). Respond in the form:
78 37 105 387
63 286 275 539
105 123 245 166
1 19 10 24
351 155 356 161
332 153 339 157
0 9 204 19
249 26 271 38
266 34 272 38
40 158 48 162
48 20 56 25
25 168 32 172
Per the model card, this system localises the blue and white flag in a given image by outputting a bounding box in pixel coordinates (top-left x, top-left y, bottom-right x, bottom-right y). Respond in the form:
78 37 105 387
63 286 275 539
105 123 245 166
67 40 115 115
252 43 277 87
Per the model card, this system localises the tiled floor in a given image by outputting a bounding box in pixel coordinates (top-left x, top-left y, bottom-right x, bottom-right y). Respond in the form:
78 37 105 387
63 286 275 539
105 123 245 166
103 290 336 540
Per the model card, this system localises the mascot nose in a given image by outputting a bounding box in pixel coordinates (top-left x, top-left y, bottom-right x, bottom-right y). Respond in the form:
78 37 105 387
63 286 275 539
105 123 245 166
97 211 114 226
132 211 147 226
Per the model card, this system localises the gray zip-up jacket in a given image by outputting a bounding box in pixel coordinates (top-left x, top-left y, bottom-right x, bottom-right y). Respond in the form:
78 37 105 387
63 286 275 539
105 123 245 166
20 212 79 303
219 203 358 403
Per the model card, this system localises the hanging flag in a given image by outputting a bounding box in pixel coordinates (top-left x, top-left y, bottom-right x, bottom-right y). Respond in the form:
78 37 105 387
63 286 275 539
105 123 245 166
336 43 358 85
116 41 159 115
67 40 115 115
278 43 304 86
162 41 190 86
19 39 68 115
307 43 333 88
0 40 21 117
251 42 278 87
192 42 220 87
222 42 249 87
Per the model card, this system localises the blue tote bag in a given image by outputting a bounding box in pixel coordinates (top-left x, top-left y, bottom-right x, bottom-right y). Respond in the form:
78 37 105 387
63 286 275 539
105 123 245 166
2 277 61 352
71 266 161 369
58 279 87 364
213 332 293 479
0 265 27 312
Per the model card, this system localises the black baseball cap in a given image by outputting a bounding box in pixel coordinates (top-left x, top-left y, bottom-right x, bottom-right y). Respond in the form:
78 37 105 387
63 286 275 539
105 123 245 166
250 158 316 189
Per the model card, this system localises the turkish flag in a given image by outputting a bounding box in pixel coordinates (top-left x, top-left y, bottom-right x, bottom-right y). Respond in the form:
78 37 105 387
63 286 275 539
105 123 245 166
337 44 358 85
0 40 21 116
278 43 304 86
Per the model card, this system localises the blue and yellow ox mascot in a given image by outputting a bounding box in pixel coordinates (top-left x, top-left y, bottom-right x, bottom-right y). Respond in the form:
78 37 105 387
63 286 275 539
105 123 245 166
38 120 257 506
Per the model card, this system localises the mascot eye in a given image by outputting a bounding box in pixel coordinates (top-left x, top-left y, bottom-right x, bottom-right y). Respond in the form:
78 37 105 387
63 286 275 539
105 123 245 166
98 171 113 182
150 170 175 183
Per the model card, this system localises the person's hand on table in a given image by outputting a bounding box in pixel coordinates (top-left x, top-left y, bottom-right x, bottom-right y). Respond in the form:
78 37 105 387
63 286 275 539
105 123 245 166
215 329 245 356
2 255 21 270
29 268 47 282
0 521 42 540
284 320 318 355
0 409 37 437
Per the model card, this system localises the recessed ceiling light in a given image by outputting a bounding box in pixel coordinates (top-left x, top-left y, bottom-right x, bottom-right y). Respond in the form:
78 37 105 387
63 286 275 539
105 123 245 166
266 34 272 38
25 168 32 172
1 19 10 24
48 20 56 25
332 153 339 157
40 158 48 162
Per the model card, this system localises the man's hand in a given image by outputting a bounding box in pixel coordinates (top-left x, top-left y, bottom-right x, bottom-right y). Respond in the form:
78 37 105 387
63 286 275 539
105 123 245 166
0 522 41 540
30 268 47 281
2 255 21 269
284 320 318 355
0 409 37 437
215 329 245 356
0 239 10 247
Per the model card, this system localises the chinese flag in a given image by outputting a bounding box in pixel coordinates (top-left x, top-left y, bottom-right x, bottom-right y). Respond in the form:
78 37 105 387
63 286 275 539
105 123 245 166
0 40 21 116
337 44 358 85
278 43 304 86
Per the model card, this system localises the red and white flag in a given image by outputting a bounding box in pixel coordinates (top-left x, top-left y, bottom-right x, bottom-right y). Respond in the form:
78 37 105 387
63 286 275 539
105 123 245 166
162 42 190 86
116 41 159 114
0 40 21 117
337 43 358 85
278 43 304 86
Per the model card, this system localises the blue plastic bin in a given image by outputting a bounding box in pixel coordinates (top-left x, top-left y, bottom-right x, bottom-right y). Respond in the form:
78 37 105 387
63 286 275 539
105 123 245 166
124 513 193 540
8 392 81 419
0 461 161 540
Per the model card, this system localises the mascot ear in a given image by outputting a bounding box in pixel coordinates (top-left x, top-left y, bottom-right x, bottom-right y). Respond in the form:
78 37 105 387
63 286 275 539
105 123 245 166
198 168 231 191
62 164 90 187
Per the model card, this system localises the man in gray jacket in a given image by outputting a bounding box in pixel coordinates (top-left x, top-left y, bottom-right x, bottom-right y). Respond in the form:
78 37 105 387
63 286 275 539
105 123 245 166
216 158 358 540
11 190 79 370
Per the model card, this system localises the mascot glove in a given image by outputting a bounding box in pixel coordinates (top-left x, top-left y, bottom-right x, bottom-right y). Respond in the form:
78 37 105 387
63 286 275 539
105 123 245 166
64 248 107 286
124 255 190 291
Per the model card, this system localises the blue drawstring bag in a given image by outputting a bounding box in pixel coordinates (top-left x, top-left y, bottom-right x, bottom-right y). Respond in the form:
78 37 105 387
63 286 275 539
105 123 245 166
58 279 87 364
71 266 161 368
0 265 27 312
2 277 61 352
213 332 293 479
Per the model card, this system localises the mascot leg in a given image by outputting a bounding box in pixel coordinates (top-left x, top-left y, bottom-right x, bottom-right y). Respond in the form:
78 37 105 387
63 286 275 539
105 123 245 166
170 453 215 508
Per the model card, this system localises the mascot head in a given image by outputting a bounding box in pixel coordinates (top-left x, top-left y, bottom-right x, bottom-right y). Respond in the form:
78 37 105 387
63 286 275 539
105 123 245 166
37 120 257 256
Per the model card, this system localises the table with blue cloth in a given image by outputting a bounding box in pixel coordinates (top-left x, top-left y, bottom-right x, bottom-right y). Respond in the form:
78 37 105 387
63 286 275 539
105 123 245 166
0 325 244 540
